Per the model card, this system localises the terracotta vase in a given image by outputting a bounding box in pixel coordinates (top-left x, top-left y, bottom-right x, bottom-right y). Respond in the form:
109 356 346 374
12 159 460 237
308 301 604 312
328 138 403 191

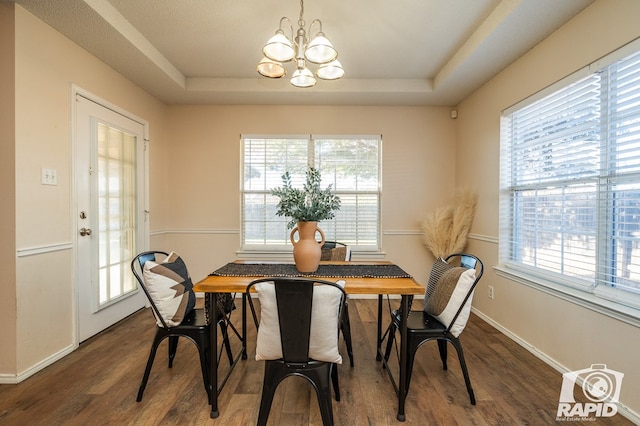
290 221 325 273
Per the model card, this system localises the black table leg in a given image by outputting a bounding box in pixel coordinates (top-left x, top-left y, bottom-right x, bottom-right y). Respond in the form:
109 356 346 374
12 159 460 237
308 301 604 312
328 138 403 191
376 294 383 360
241 293 247 359
208 292 219 419
396 294 409 421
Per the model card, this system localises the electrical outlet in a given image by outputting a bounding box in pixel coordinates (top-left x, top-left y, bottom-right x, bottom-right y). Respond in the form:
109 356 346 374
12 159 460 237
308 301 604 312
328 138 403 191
488 285 494 299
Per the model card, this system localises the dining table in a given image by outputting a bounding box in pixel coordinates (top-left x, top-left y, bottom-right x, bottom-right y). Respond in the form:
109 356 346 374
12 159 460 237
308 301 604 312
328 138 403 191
193 260 424 422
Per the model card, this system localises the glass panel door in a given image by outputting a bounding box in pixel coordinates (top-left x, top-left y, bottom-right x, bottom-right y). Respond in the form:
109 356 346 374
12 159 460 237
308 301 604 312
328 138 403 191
97 123 138 306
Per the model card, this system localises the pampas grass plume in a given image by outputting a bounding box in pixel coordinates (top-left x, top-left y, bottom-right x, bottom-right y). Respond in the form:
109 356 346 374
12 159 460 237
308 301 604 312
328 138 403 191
421 206 453 259
421 188 477 258
450 189 478 254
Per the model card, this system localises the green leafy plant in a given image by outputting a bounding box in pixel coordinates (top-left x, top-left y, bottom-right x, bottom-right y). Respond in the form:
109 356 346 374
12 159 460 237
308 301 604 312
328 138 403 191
271 167 341 229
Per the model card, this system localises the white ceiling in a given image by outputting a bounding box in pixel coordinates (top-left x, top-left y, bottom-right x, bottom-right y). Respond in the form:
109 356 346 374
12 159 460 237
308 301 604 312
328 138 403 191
13 0 595 106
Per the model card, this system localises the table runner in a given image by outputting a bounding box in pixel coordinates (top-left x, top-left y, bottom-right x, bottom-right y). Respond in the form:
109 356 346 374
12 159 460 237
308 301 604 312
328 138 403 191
210 262 411 279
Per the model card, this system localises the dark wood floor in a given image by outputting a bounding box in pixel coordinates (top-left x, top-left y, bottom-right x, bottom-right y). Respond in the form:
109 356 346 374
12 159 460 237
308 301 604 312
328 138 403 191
0 298 633 425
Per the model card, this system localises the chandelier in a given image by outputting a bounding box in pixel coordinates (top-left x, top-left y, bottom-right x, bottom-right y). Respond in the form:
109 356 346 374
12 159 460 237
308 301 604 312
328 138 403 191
256 0 344 88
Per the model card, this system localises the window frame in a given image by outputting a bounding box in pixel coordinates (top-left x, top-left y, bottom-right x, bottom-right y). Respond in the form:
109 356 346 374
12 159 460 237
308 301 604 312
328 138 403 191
240 134 382 254
498 39 640 325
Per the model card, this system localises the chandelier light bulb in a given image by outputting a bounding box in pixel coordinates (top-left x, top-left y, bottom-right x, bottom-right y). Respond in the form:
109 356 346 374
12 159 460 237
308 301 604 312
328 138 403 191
257 57 286 78
305 33 337 64
291 67 316 88
263 31 295 62
317 59 344 80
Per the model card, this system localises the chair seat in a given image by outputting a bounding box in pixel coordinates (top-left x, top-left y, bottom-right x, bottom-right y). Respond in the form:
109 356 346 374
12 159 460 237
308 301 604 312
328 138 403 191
169 307 206 328
163 306 235 330
406 310 446 332
281 359 331 368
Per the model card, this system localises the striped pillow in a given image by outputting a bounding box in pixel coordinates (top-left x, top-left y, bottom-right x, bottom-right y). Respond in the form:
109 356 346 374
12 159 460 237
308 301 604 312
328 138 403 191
424 267 476 337
424 258 454 301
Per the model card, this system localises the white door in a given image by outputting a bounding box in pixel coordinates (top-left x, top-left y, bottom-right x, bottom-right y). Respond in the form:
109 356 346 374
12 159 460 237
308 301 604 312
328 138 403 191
75 93 148 342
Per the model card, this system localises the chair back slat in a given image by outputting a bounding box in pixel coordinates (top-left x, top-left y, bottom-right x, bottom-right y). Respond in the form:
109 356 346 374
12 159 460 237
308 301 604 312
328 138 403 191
274 281 314 363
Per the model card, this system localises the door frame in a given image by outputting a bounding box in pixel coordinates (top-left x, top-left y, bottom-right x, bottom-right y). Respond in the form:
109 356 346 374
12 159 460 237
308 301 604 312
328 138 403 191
71 85 150 345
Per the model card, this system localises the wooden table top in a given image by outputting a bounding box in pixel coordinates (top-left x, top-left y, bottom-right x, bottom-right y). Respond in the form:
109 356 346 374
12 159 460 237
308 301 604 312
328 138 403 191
193 260 424 296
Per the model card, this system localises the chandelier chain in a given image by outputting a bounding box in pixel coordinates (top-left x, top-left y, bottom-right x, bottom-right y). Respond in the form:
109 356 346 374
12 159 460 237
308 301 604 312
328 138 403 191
298 0 305 29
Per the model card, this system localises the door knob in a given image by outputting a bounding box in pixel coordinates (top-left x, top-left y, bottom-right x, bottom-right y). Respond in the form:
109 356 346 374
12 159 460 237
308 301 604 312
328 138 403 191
79 227 92 236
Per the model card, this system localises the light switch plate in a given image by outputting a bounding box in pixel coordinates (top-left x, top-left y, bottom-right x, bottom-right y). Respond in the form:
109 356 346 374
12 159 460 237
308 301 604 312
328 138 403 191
41 168 57 185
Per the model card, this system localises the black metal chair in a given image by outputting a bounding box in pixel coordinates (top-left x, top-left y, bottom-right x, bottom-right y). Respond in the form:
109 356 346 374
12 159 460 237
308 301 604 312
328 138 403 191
131 251 237 402
246 277 346 426
382 253 483 405
321 241 354 367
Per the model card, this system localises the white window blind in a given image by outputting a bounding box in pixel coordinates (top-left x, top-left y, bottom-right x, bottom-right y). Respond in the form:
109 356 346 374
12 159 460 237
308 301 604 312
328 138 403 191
242 135 381 251
501 46 640 310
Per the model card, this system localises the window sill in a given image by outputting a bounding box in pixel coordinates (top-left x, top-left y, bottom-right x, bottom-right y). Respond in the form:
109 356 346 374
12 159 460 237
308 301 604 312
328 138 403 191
494 265 640 328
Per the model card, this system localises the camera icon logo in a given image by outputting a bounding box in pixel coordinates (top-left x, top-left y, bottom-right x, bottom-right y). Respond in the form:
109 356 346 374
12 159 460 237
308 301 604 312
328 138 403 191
557 364 624 420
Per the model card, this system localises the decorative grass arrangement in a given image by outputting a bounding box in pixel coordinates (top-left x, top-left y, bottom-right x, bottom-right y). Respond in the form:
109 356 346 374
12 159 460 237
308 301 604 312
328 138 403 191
421 188 478 259
271 167 341 229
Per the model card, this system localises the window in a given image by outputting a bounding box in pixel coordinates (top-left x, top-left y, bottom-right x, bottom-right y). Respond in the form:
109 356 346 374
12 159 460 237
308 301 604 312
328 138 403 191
500 45 640 314
97 122 138 306
242 135 381 251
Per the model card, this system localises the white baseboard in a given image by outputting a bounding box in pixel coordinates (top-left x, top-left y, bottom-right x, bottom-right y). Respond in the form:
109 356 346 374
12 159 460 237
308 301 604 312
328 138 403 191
471 308 640 424
0 373 18 384
0 343 77 384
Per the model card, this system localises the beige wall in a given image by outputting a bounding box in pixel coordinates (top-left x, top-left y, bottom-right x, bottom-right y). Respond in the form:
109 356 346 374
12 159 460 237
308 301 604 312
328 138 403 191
160 105 456 281
0 2 17 375
9 5 168 377
458 0 640 417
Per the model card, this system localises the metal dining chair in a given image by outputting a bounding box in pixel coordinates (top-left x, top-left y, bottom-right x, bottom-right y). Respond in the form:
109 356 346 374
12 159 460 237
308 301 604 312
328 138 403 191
131 251 237 402
246 277 346 426
382 253 483 405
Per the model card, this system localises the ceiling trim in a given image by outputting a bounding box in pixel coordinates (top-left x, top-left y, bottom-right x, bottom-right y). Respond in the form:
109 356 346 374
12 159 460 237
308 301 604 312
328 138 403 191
83 0 185 88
